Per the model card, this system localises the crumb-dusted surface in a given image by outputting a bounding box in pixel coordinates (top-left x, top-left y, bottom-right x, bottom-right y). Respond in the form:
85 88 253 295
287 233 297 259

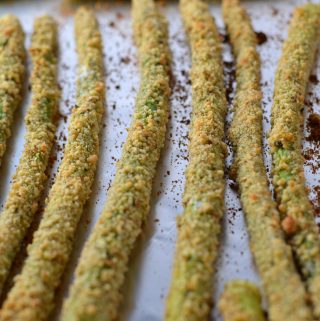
165 1 227 320
0 2 318 321
0 15 25 166
223 1 313 320
0 15 59 296
0 8 105 321
61 1 171 321
218 280 266 321
268 4 320 318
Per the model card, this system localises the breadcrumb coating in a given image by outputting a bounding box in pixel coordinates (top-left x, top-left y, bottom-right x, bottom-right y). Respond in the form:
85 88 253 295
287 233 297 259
268 4 320 318
223 1 313 320
165 1 227 320
0 8 105 321
61 1 171 320
0 15 59 296
0 15 25 166
218 280 266 321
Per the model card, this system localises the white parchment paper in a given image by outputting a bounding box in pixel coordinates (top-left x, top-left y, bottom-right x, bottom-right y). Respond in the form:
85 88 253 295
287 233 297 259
0 1 319 320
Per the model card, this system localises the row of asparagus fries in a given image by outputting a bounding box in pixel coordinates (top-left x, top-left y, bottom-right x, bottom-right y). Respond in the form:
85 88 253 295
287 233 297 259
0 0 319 320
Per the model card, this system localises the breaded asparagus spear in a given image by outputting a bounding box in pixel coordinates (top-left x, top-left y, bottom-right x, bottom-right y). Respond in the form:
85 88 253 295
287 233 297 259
61 1 171 320
0 15 25 166
0 8 105 321
0 15 59 296
218 280 266 321
165 1 227 320
223 1 313 320
268 4 320 318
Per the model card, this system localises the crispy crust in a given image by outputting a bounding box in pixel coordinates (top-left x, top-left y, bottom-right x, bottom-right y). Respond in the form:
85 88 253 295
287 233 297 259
0 15 25 165
218 280 266 321
223 1 313 320
268 4 320 318
165 1 227 320
0 15 59 296
60 1 171 321
0 8 105 321
61 1 171 320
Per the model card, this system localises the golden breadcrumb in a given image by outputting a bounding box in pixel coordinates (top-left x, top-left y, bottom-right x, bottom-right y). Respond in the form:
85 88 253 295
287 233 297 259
0 15 25 166
269 4 320 318
0 8 105 321
219 280 266 321
61 1 171 320
0 15 59 296
165 1 227 320
223 1 313 320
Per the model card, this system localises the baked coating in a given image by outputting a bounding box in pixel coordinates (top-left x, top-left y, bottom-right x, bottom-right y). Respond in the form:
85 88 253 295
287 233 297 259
268 4 320 318
61 1 171 321
0 15 25 165
218 280 266 321
61 1 171 320
0 15 59 296
165 1 227 320
0 8 105 321
223 1 313 320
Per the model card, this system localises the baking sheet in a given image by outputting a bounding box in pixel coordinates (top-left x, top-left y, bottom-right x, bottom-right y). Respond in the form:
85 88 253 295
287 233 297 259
0 1 319 320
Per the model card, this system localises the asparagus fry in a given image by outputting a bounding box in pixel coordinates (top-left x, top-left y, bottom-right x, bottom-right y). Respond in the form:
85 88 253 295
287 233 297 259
61 1 171 320
0 15 59 296
0 8 105 321
222 1 313 320
165 1 227 320
218 280 266 321
0 15 25 166
268 4 320 318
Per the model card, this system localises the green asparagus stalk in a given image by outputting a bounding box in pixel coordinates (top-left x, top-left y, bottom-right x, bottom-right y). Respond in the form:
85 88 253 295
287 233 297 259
269 4 320 318
0 15 25 166
223 0 313 320
61 1 171 320
218 280 266 321
165 1 227 320
0 15 59 296
0 8 105 321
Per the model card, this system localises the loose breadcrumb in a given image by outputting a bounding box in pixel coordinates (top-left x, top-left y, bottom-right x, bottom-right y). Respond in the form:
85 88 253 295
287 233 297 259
0 15 25 166
269 4 320 318
223 1 313 320
218 280 266 321
61 1 171 320
0 15 59 296
165 1 227 320
0 8 105 321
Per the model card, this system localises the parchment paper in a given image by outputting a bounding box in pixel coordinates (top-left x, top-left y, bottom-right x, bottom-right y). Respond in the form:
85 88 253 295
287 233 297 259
0 1 318 320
